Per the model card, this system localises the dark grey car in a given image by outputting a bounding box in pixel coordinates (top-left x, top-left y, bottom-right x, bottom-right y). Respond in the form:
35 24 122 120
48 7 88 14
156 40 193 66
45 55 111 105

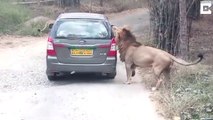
46 13 117 80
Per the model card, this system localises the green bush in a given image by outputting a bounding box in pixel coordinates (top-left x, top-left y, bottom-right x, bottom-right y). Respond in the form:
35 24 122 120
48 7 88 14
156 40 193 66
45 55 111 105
0 0 30 34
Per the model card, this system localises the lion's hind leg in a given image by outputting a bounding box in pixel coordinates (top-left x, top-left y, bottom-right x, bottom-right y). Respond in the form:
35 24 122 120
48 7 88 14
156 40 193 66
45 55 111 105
152 65 164 91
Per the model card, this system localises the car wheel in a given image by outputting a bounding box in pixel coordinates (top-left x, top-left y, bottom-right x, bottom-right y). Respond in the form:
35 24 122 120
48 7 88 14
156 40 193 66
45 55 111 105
107 72 116 79
47 73 57 81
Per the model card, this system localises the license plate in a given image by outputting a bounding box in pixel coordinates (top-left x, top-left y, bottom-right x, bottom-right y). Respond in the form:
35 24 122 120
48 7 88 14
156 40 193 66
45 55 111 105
71 49 93 56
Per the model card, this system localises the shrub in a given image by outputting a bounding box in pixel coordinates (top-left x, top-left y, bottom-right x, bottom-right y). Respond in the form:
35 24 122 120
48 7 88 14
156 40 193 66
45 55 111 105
0 0 30 34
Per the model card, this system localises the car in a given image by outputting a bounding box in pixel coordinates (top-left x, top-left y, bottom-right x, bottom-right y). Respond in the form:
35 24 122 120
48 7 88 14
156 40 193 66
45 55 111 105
46 12 117 80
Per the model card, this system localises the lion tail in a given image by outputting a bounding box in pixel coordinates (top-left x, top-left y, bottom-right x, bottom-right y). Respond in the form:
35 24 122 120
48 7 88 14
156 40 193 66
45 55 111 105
169 53 203 66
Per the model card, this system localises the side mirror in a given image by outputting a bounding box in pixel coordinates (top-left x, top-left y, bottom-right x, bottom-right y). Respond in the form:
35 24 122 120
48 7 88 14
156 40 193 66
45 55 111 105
49 23 53 29
111 25 115 38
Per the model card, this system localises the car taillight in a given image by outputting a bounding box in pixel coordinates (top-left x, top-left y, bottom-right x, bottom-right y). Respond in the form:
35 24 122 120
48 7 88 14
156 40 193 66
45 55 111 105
107 38 117 57
47 37 56 56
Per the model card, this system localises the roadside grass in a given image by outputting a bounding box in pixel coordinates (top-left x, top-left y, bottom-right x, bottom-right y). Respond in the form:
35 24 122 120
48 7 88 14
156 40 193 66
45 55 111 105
0 0 31 34
0 0 48 36
142 65 213 120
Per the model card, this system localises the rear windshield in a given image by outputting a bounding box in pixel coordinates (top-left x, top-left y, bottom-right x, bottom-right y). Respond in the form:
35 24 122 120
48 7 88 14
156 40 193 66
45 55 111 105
54 19 109 39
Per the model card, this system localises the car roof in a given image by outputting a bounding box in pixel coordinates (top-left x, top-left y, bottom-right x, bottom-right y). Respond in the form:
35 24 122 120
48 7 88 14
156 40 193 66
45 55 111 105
58 13 107 20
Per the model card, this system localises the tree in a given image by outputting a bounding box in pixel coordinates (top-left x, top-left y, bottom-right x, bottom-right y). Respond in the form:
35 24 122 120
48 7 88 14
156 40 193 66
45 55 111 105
148 0 200 58
179 0 188 59
148 0 180 55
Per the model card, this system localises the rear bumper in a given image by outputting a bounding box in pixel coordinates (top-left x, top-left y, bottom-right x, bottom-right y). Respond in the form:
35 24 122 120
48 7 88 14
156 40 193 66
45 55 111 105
46 56 117 75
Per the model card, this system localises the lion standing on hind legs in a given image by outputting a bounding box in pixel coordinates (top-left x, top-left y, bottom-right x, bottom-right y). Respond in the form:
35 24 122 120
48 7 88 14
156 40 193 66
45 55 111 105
112 26 203 91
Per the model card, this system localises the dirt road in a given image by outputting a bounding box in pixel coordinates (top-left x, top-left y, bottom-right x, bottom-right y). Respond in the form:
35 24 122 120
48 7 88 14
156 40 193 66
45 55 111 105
0 9 164 120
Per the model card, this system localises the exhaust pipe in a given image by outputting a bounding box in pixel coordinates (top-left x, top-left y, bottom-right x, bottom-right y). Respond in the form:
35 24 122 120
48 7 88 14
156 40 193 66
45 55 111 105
70 71 76 75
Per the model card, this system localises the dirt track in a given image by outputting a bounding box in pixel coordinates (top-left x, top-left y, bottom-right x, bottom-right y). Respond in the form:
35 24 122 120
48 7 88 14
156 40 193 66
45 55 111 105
0 9 164 120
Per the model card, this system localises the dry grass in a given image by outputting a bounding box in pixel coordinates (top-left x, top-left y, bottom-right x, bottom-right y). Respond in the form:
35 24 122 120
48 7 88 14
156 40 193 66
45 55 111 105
140 65 213 119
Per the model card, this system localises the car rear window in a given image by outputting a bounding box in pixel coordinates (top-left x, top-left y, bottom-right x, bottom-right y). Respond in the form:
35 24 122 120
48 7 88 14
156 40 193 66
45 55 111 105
55 19 109 39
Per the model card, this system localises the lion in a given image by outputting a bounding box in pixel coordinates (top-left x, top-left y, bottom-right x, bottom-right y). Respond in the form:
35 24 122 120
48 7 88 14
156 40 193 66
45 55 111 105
113 26 203 91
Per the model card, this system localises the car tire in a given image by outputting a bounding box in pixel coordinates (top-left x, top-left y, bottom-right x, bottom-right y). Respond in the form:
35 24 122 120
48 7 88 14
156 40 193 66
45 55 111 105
107 72 116 79
47 74 57 81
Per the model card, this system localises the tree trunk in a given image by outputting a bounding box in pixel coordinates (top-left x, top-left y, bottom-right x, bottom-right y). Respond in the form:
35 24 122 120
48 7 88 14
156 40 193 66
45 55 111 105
179 0 189 59
74 0 80 7
100 0 103 7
